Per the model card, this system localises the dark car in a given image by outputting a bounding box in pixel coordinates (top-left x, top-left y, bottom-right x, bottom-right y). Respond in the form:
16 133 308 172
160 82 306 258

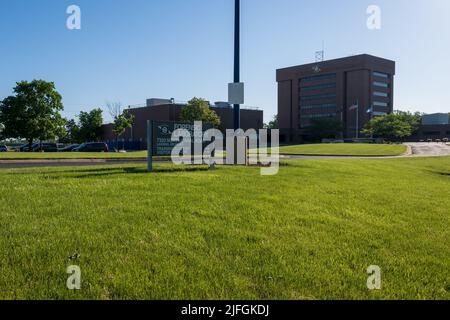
0 145 8 152
19 143 40 152
33 143 58 152
59 144 80 152
73 142 109 152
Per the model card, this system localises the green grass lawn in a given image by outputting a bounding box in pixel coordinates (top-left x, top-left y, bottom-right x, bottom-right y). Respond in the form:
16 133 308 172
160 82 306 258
0 157 449 300
1 144 407 160
279 144 407 156
0 151 148 159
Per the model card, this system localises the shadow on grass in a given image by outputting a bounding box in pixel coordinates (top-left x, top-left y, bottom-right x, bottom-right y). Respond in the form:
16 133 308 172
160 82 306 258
426 170 450 177
6 165 213 179
71 165 211 179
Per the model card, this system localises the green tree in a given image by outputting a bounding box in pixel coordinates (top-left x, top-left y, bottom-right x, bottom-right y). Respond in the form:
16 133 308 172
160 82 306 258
0 122 4 140
180 98 221 128
362 111 414 140
0 80 65 151
61 119 81 144
112 110 134 151
306 118 344 141
394 110 422 135
264 115 278 129
78 108 103 142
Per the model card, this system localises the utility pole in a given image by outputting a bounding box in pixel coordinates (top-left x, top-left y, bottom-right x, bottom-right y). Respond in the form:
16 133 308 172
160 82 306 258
233 0 240 130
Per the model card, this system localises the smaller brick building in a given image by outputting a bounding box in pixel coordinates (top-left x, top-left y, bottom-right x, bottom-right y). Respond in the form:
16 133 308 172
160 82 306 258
101 99 263 149
408 113 450 141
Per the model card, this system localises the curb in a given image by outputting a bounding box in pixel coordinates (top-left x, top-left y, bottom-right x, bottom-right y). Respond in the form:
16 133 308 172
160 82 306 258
279 153 404 158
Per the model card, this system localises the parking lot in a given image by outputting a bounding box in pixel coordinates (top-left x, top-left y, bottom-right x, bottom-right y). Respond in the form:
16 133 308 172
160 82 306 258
405 142 450 156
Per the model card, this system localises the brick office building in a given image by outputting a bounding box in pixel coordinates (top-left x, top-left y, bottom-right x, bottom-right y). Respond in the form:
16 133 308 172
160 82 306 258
409 113 450 141
277 54 396 143
101 98 264 149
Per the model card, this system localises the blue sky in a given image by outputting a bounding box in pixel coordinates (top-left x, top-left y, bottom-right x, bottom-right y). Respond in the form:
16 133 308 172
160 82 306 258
1 0 449 123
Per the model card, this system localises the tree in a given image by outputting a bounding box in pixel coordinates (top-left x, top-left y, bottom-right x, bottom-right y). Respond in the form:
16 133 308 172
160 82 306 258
78 108 103 142
0 80 66 151
264 115 278 129
0 122 4 140
180 97 221 128
362 111 415 140
61 119 81 144
305 118 344 141
394 110 422 135
106 101 123 122
112 110 134 151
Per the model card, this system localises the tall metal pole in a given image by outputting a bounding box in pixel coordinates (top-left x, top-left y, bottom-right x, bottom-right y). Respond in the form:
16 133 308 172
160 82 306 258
147 120 153 173
356 99 359 139
233 0 240 130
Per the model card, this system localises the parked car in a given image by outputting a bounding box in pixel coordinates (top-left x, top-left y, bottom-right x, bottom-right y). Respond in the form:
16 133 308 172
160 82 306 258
73 142 109 152
17 144 28 152
33 143 58 152
59 144 80 152
0 145 8 152
19 143 39 152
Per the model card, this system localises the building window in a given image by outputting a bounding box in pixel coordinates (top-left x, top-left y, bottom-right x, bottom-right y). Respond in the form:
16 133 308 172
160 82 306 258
423 131 441 136
300 83 336 92
301 113 338 119
373 81 388 88
373 71 389 78
300 103 337 110
300 93 336 101
301 73 337 82
373 91 388 98
373 101 388 107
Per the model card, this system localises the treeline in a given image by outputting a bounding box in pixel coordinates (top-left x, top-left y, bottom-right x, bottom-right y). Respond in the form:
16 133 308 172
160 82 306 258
0 80 134 150
265 111 423 142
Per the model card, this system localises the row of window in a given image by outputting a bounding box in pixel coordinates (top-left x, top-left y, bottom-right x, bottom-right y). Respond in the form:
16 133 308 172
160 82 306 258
373 71 389 79
300 82 336 92
374 91 388 98
301 73 337 82
373 81 389 88
373 101 389 107
301 113 338 119
300 103 337 110
301 93 336 101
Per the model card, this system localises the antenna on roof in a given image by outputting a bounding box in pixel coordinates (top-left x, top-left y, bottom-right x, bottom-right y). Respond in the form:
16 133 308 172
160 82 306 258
315 41 325 62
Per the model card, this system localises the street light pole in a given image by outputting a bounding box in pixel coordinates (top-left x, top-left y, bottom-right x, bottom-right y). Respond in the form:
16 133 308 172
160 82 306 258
356 99 359 139
233 0 240 130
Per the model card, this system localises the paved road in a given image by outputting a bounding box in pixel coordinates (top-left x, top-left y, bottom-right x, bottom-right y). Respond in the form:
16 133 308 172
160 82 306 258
1 143 449 169
404 142 450 157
